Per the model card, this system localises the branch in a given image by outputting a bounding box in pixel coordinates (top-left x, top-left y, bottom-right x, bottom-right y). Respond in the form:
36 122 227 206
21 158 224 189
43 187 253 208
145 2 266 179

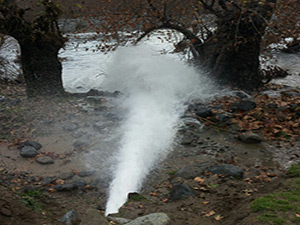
135 23 201 44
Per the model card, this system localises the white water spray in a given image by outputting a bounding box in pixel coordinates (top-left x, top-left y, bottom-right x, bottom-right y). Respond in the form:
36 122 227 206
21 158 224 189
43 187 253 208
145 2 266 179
104 46 214 215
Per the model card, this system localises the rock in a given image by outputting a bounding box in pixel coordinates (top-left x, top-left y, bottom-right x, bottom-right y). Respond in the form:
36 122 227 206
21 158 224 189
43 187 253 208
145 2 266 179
208 164 244 178
59 172 75 180
19 146 38 158
63 123 79 132
0 207 12 217
93 121 114 132
107 216 131 224
41 176 56 186
21 141 42 150
53 183 77 191
169 183 196 201
73 179 87 188
232 99 256 111
238 132 263 143
125 213 170 225
174 163 209 179
80 208 109 225
36 156 54 165
73 140 88 149
195 105 212 118
181 130 198 145
60 210 80 225
78 170 95 177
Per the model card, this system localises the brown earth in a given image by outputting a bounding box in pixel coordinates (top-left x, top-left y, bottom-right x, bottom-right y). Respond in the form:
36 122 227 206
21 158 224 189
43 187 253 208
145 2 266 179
0 81 299 225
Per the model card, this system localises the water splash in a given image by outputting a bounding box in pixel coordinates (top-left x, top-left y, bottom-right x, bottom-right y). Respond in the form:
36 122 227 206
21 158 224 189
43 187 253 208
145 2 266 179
104 45 214 215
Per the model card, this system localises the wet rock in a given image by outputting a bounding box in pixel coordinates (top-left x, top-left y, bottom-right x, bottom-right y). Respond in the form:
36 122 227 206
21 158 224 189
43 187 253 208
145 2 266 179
125 213 170 225
63 123 79 132
107 216 131 224
73 140 88 149
181 130 198 145
174 163 209 179
19 146 38 158
59 172 75 180
195 105 212 118
36 156 54 165
21 141 42 150
60 210 80 225
78 170 95 177
41 176 56 186
169 183 196 201
232 99 256 111
208 164 244 178
238 132 263 143
73 179 87 188
93 121 114 132
53 183 77 191
80 208 109 225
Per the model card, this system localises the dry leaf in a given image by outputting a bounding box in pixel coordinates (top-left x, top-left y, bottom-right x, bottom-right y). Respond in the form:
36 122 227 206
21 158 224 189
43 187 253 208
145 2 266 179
214 215 223 220
296 214 300 218
205 211 216 217
162 198 168 203
48 188 56 193
202 201 210 205
150 192 159 196
194 177 205 183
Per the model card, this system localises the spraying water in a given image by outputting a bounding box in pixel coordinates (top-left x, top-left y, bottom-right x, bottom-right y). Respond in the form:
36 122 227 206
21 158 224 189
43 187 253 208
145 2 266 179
103 45 214 215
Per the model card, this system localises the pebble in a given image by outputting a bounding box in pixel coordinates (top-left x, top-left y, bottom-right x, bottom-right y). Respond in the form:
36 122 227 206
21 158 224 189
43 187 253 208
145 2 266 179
36 156 54 165
60 210 80 225
19 146 38 158
238 132 263 143
21 141 42 150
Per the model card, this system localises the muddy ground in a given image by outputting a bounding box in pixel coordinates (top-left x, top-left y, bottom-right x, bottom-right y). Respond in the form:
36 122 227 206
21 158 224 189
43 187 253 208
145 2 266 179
0 82 299 225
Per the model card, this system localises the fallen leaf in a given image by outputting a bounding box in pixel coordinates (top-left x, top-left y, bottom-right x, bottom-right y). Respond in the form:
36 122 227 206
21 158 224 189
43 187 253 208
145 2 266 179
202 201 210 205
205 211 216 217
194 177 205 183
48 188 56 193
215 215 223 220
150 192 159 196
162 198 168 203
296 214 300 218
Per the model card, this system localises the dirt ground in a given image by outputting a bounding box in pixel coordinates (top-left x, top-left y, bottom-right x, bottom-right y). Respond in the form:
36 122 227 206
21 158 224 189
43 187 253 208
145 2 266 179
0 81 300 225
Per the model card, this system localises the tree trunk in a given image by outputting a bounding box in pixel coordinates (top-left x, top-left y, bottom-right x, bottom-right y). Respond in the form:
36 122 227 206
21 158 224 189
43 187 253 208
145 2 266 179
19 37 65 97
195 12 266 90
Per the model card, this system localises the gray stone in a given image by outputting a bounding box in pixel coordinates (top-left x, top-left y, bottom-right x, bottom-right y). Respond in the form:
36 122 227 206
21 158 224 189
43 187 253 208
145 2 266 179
53 183 77 191
60 210 80 225
208 164 244 178
41 176 56 186
238 132 263 143
181 130 198 145
21 141 42 150
59 172 75 180
107 216 131 224
169 183 196 201
78 170 95 177
80 208 109 225
73 141 88 149
232 99 256 111
36 156 54 165
174 164 209 179
125 213 170 225
63 123 79 132
195 105 212 118
19 146 38 158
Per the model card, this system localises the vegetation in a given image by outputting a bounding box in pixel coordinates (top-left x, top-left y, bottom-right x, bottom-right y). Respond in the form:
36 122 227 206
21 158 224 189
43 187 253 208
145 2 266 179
251 163 300 224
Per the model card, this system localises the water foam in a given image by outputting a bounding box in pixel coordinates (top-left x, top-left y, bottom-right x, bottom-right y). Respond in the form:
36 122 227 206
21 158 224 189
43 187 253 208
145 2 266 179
104 45 214 215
